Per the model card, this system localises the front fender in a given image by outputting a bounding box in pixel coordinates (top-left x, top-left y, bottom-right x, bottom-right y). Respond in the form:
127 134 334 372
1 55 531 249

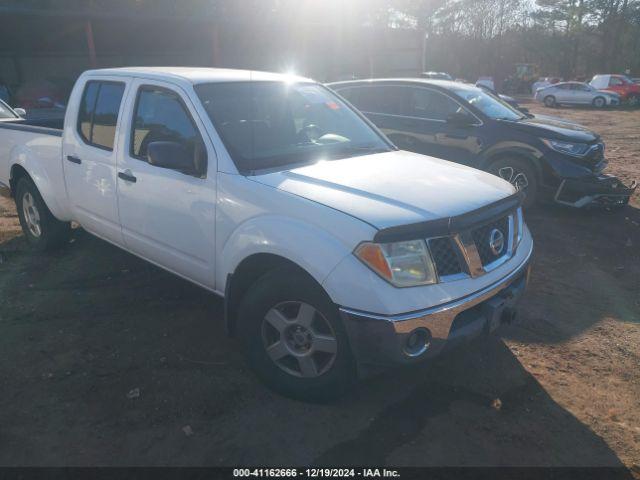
217 214 355 295
480 142 544 182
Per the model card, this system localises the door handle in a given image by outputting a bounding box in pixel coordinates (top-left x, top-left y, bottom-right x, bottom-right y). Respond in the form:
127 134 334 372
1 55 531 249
118 171 137 183
66 155 82 165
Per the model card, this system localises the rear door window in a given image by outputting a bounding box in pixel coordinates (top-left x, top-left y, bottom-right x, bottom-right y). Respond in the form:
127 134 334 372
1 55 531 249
77 80 125 151
334 87 360 104
351 86 407 115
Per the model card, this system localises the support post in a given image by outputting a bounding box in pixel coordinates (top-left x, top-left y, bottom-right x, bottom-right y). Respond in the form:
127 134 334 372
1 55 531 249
85 20 97 68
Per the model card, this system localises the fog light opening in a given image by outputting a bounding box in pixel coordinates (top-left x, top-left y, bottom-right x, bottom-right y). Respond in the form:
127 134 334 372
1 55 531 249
404 328 432 357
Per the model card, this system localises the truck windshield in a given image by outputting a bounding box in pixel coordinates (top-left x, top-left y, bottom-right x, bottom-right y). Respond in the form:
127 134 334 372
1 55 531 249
195 81 392 172
451 87 523 121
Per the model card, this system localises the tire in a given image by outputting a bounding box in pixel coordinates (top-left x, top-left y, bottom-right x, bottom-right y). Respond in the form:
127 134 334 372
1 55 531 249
543 95 556 108
15 177 71 251
628 94 640 108
237 266 355 402
592 96 606 108
488 157 538 208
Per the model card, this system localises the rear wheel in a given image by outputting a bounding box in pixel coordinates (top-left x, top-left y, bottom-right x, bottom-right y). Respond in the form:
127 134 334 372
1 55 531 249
544 95 556 108
628 94 640 108
15 177 70 251
488 157 538 208
592 96 606 108
237 266 355 402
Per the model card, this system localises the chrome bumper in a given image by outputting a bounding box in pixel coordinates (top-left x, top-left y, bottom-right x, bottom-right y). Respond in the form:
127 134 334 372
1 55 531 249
339 244 533 375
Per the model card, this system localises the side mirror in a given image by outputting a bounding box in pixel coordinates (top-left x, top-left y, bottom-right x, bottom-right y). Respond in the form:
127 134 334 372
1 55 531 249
147 141 197 174
446 111 476 127
14 108 26 117
519 107 530 114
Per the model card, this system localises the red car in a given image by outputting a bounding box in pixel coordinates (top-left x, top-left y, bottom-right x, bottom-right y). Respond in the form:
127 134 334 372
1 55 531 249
589 74 640 106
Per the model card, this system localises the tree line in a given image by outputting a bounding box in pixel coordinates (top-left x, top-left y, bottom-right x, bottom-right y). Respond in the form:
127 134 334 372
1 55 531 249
5 0 639 82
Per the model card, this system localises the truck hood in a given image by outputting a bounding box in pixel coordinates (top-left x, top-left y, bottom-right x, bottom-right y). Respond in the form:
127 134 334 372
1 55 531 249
502 116 599 143
251 150 515 230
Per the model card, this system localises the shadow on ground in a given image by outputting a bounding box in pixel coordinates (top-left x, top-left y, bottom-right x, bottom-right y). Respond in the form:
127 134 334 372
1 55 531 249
0 206 636 469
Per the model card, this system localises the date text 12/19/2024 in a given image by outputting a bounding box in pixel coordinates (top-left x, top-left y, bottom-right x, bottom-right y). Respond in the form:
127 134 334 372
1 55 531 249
233 469 401 478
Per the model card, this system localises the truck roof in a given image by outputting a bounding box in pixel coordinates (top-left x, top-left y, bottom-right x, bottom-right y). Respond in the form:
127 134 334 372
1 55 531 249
83 67 313 85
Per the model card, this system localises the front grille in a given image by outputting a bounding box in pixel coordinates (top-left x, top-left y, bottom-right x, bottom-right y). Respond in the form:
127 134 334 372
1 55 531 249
428 237 463 277
471 216 510 266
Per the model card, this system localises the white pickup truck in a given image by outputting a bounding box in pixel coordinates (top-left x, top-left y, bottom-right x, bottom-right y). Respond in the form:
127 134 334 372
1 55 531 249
0 68 533 400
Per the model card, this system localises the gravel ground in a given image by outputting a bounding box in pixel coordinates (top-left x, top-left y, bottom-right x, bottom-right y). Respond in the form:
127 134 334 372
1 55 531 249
0 103 638 472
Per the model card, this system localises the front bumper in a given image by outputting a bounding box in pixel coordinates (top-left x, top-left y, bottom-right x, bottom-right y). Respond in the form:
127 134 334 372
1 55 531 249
553 174 637 208
339 244 532 375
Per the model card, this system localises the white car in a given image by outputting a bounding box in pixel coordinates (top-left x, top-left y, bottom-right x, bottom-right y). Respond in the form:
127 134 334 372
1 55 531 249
531 78 554 95
0 67 533 400
0 99 25 121
534 82 620 108
476 76 495 91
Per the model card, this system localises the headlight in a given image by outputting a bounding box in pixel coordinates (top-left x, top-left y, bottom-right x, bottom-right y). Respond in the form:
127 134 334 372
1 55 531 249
541 138 589 157
355 239 437 287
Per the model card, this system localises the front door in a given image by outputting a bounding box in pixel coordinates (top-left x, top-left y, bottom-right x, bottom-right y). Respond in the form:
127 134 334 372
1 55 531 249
115 80 217 289
398 86 484 166
62 78 128 244
571 84 593 104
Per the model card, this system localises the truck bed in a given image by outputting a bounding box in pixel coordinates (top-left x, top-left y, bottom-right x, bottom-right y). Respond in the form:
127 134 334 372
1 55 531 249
0 117 63 137
0 117 64 206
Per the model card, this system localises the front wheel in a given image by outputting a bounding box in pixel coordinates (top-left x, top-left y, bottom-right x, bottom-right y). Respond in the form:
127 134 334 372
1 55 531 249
628 94 640 108
544 95 556 108
237 266 355 402
15 177 70 251
488 158 538 208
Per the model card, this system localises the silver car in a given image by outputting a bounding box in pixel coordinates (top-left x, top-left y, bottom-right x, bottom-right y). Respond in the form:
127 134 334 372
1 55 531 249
534 82 620 108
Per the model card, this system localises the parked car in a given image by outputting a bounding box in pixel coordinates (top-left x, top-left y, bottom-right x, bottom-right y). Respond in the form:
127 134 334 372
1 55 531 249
328 78 636 209
476 77 495 91
534 82 620 108
531 77 561 94
0 67 534 401
420 71 453 81
589 74 640 106
0 99 25 121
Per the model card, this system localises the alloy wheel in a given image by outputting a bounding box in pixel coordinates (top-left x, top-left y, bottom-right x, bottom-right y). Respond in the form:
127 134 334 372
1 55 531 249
22 192 42 238
497 166 529 191
261 301 338 378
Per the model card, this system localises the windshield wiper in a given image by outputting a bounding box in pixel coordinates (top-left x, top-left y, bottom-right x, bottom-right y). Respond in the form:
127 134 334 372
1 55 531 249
329 145 391 159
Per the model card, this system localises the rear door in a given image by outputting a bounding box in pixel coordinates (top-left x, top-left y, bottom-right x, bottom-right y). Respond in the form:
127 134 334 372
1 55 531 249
115 79 216 289
62 77 128 244
342 84 412 146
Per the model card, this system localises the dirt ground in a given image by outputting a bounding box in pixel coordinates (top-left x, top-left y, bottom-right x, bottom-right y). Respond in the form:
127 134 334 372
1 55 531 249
0 102 639 471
